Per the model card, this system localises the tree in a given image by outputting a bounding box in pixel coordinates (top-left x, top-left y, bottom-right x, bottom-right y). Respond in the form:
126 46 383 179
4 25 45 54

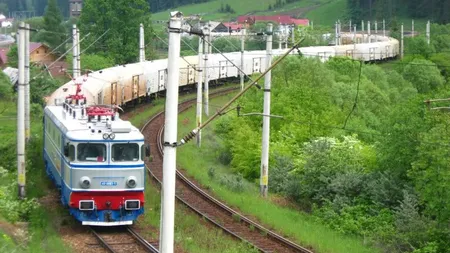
41 0 66 54
402 59 444 93
79 0 153 64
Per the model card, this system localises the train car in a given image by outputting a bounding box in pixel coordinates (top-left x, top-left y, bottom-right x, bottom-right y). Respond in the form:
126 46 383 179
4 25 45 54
47 34 400 108
44 83 150 226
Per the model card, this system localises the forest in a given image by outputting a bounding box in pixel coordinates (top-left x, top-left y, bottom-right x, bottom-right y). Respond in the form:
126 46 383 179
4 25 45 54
212 25 450 252
0 0 214 17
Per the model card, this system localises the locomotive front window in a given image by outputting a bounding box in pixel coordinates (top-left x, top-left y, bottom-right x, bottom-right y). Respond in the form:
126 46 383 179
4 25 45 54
77 143 106 162
112 143 139 162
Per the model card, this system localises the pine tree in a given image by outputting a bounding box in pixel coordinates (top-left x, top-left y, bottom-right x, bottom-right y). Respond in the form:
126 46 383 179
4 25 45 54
41 0 66 54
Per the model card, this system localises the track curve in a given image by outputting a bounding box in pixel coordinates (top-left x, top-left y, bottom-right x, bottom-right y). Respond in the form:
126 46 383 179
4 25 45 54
141 87 313 253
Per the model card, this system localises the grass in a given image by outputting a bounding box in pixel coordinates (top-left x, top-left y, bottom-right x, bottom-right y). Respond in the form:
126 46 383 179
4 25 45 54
151 0 329 22
175 95 381 253
0 101 72 253
304 0 347 26
137 180 259 253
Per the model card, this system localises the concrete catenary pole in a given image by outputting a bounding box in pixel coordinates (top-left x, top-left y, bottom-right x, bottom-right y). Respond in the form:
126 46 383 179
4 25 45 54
159 11 182 253
412 19 415 37
335 21 338 45
240 28 245 90
338 20 342 45
76 28 81 76
361 20 365 42
367 21 371 43
139 23 145 62
401 24 404 59
72 24 78 78
349 20 352 33
353 24 357 45
17 22 26 199
260 23 272 197
204 22 210 116
291 25 295 46
426 20 430 45
375 20 378 42
24 23 30 142
196 36 204 147
383 19 386 37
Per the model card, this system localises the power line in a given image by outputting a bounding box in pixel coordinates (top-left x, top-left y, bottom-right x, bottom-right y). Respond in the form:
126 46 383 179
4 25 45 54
343 61 363 129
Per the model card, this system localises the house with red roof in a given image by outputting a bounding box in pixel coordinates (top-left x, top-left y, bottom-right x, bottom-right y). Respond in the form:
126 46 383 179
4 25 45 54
222 22 244 33
237 15 309 26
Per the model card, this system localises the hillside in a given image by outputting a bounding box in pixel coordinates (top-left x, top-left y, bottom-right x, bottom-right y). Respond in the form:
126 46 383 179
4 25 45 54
150 0 347 25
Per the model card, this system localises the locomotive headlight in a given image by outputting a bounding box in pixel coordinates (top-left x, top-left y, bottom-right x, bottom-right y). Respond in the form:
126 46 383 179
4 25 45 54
80 176 91 189
102 133 109 140
126 176 137 188
109 133 115 140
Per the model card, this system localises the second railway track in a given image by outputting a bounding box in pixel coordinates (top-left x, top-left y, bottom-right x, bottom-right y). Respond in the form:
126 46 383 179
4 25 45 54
141 87 313 253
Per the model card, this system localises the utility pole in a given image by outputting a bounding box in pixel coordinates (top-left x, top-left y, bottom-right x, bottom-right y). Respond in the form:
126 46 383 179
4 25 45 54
401 24 404 59
260 23 272 197
383 19 386 37
139 23 145 62
72 24 78 78
204 22 210 116
159 11 182 253
196 36 203 147
17 22 26 199
24 23 30 143
426 20 430 45
76 28 80 76
240 28 245 90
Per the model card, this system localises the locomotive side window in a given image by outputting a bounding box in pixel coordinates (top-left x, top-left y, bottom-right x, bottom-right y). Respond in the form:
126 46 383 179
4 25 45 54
69 145 75 161
77 143 106 162
112 143 139 161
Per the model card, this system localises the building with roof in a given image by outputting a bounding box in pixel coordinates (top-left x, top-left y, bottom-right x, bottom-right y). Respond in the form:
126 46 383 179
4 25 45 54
69 0 83 18
0 42 67 77
237 15 309 26
222 22 244 33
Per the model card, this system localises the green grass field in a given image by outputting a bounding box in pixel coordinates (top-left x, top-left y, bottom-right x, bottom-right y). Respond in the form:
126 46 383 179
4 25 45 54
151 0 332 23
175 93 380 253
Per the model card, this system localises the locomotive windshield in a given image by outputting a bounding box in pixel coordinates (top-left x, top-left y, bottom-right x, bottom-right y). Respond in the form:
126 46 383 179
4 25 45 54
112 143 139 162
77 143 106 162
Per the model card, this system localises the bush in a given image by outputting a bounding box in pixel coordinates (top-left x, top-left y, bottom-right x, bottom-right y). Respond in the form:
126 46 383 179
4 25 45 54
218 174 245 192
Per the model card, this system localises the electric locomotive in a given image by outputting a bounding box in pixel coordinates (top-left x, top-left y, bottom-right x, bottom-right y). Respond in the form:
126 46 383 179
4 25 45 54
43 82 150 226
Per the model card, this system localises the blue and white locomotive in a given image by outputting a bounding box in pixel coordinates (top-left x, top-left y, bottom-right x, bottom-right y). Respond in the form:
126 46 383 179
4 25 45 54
43 83 150 226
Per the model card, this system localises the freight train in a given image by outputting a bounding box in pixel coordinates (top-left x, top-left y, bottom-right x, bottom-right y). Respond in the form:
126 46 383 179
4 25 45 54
45 32 399 226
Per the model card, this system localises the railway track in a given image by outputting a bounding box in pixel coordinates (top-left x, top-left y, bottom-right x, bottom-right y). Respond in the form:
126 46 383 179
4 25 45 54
90 226 159 253
141 87 314 253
